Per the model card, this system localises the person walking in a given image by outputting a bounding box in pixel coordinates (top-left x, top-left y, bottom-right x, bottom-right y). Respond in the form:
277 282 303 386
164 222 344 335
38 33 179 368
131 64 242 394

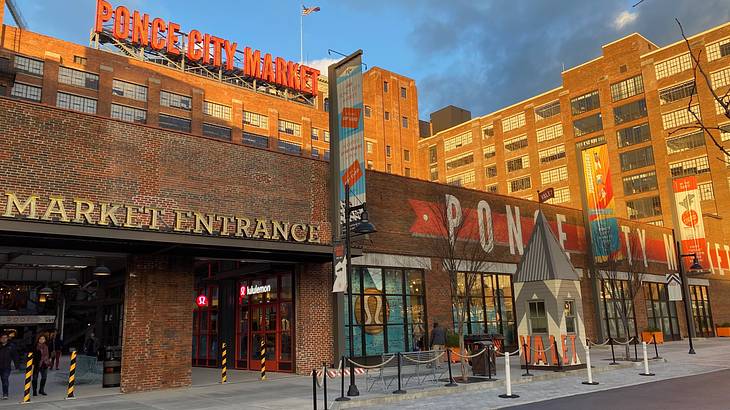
0 333 18 400
49 330 62 370
430 322 447 367
32 334 51 396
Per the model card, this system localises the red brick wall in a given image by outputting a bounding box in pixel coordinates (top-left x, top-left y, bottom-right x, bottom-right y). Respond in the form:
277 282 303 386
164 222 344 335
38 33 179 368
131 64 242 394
121 255 193 393
709 279 730 328
295 263 334 373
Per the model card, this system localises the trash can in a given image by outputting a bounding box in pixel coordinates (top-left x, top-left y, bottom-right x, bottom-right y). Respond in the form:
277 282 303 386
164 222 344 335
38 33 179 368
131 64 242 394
102 346 122 388
469 340 496 376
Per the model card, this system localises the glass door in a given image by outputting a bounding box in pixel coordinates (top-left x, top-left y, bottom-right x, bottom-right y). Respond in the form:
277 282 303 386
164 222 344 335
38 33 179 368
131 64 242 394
192 285 219 367
689 285 714 337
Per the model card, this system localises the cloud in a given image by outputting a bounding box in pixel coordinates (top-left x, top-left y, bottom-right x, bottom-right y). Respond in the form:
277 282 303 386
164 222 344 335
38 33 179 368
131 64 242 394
305 58 339 75
614 11 639 30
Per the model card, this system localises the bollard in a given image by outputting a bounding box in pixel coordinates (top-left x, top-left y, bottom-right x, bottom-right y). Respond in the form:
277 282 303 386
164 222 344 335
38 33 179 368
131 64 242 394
312 369 317 410
486 345 494 381
609 337 618 365
581 344 599 385
633 338 638 362
444 349 457 387
335 356 350 402
221 342 228 384
553 338 563 371
260 339 266 381
498 351 519 398
652 334 661 359
393 352 406 394
322 363 328 410
66 349 77 399
639 342 655 376
22 352 32 404
521 343 531 376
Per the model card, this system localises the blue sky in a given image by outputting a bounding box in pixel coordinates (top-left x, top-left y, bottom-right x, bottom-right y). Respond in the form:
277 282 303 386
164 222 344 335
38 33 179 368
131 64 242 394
5 0 730 119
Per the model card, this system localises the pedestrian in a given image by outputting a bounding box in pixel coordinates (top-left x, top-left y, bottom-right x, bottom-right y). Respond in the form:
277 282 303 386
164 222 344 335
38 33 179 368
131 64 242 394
0 333 18 400
430 322 447 367
32 334 51 396
49 330 62 370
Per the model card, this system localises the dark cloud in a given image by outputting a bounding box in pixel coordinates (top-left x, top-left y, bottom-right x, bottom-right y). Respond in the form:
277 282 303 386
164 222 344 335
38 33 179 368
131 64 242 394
407 0 730 117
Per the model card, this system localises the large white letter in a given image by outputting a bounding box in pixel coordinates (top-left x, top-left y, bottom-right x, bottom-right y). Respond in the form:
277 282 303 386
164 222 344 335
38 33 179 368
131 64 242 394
636 228 647 268
477 200 494 253
556 214 569 260
663 233 676 270
715 243 724 276
506 205 523 255
445 194 462 245
621 225 632 265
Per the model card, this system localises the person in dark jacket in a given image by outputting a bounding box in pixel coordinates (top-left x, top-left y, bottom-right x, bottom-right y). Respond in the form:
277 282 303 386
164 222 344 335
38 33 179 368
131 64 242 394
0 333 18 400
32 334 51 396
430 322 447 367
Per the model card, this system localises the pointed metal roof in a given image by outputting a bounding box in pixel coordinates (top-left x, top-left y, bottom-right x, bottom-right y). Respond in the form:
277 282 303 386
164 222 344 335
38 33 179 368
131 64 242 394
514 211 580 283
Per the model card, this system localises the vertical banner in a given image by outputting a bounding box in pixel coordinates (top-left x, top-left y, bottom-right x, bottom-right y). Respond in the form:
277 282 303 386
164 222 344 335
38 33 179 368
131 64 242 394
671 176 707 270
581 144 620 263
329 50 365 293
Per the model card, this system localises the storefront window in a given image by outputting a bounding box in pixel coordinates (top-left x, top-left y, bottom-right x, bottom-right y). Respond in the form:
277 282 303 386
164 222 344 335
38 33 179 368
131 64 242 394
689 285 714 337
599 279 637 340
643 283 680 340
192 284 219 367
453 273 517 347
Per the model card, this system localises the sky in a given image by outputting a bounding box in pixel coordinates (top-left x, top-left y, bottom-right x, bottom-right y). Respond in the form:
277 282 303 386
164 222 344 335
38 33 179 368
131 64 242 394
5 0 730 119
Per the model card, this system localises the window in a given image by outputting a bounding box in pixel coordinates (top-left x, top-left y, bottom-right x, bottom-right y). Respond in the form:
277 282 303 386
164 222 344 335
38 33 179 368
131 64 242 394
402 116 409 128
383 81 389 92
160 91 192 110
536 123 563 143
73 55 87 65
429 146 438 163
534 100 561 121
698 181 714 200
311 147 320 159
599 280 637 339
620 146 654 171
386 164 393 173
324 98 329 112
311 128 319 141
202 123 232 140
243 111 269 129
444 132 472 152
324 150 330 161
400 87 407 98
324 130 330 142
447 170 475 187
648 220 664 227
502 112 526 132
14 55 44 76
58 66 99 90
573 113 603 137
688 285 715 337
364 105 371 117
508 176 531 193
367 160 374 169
482 124 494 138
617 123 651 147
403 149 411 161
446 153 474 170
670 156 710 177
623 171 658 195
613 99 647 125
366 141 374 154
659 81 696 105
485 165 498 178
405 168 411 177
430 166 438 181
707 38 730 62
711 67 730 89
277 140 302 155
242 132 269 149
564 301 576 333
721 124 730 142
56 92 97 114
0 85 5 96
384 111 390 120
716 98 730 115
610 75 644 102
112 79 147 101
643 283 680 340
571 90 600 115
486 184 498 193
545 187 571 204
538 144 566 163
452 273 516 344
278 119 301 136
655 53 692 80
666 130 705 154
504 135 528 152
158 114 191 132
626 196 662 219
483 145 496 159
540 166 568 185
506 155 530 172
386 145 392 157
528 301 547 333
111 104 146 124
204 101 232 121
10 82 41 102
662 105 701 129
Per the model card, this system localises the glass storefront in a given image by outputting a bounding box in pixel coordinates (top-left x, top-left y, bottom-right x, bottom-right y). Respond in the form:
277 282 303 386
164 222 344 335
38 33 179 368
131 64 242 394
454 273 516 347
599 279 637 340
345 267 426 357
192 284 219 367
689 285 714 337
643 282 680 340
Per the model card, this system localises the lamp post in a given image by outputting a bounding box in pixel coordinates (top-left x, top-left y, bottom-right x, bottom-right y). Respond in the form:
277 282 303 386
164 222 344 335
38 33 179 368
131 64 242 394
674 240 704 355
343 183 376 397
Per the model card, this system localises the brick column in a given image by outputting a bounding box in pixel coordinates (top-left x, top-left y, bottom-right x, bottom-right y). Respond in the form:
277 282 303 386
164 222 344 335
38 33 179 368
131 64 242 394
296 262 334 373
231 98 243 144
191 88 204 135
121 254 193 393
97 64 114 118
147 78 161 128
268 108 279 150
41 51 60 106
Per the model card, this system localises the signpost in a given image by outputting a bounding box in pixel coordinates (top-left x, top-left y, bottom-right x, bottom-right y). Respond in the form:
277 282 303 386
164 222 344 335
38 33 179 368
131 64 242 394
538 187 554 203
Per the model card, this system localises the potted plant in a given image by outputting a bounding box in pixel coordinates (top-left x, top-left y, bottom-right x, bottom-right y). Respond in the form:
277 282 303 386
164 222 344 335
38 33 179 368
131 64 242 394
716 323 730 337
641 326 664 344
446 331 461 363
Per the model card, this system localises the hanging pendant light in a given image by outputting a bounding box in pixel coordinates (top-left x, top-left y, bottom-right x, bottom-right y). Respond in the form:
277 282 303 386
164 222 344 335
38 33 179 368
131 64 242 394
93 265 112 276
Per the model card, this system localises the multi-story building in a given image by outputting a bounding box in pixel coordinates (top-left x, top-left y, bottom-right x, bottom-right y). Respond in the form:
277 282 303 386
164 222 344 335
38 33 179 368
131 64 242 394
418 23 730 238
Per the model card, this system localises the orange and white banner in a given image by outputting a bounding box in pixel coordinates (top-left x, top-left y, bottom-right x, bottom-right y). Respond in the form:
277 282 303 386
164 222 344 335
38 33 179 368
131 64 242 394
672 176 707 269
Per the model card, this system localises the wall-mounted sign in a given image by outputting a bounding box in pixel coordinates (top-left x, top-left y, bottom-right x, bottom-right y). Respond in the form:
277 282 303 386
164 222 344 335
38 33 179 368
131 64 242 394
239 284 271 297
581 144 620 263
93 0 320 96
0 315 56 325
672 176 707 269
195 295 208 307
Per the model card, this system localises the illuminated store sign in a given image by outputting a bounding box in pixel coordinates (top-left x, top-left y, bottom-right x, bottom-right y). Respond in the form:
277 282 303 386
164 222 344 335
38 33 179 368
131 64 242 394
196 295 208 307
239 284 271 297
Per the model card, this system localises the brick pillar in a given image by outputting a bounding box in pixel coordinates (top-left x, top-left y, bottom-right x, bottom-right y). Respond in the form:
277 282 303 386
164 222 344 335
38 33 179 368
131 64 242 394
268 108 279 150
191 88 203 135
121 254 193 393
296 262 334 373
147 78 160 128
41 51 60 106
97 64 114 118
231 98 243 144
302 116 313 157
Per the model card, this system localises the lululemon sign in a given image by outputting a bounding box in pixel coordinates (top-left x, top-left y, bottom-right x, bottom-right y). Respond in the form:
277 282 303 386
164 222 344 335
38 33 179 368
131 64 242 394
240 284 272 298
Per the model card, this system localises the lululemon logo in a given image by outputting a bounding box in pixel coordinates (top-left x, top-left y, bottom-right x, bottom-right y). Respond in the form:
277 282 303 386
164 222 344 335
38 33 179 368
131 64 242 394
354 288 390 335
196 295 208 307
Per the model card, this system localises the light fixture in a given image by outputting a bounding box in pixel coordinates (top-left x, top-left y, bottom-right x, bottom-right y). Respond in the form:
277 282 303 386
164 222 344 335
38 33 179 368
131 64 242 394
689 256 703 272
353 209 377 235
39 294 47 303
93 265 112 276
39 286 53 295
63 277 80 286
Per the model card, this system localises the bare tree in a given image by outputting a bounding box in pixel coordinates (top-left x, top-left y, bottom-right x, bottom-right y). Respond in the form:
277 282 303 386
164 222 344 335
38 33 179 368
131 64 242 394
423 193 493 380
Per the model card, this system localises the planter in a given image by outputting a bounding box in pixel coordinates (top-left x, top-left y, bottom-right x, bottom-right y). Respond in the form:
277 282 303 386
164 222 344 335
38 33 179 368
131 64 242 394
716 327 730 337
641 331 664 344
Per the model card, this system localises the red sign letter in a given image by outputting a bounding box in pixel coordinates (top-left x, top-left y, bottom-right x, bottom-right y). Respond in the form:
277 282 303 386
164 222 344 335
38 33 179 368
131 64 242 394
150 18 167 51
166 22 181 55
244 47 262 79
94 0 113 34
187 30 203 62
223 40 238 71
131 11 150 47
112 6 131 41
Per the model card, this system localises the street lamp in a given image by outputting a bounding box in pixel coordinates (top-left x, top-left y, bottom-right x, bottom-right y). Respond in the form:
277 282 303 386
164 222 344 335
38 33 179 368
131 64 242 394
344 183 376 397
675 240 704 355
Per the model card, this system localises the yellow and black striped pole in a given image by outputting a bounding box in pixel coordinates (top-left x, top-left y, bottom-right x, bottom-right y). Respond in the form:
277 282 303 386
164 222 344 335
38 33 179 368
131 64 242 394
260 339 266 381
22 352 32 404
66 350 77 399
220 343 227 384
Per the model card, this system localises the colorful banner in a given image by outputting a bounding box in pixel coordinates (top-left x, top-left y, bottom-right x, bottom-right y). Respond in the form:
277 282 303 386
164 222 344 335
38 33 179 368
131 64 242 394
672 176 707 269
581 144 620 262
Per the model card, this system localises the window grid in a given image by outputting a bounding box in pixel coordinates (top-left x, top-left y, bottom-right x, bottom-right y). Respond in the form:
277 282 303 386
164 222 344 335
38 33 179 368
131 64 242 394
610 75 644 102
243 132 269 149
571 90 600 115
655 53 692 80
620 146 655 171
662 105 701 129
243 111 269 129
502 112 526 132
202 123 232 140
711 68 730 89
617 123 651 148
573 113 603 137
658 81 696 105
277 139 302 155
666 130 706 154
446 153 474 170
486 184 498 193
545 187 571 204
623 171 658 195
402 116 409 128
506 155 530 172
446 170 475 187
324 131 330 142
444 132 473 152
626 196 662 219
14 55 44 76
278 119 302 136
613 99 647 125
540 166 568 185
10 82 41 102
508 176 532 193
56 92 97 114
485 165 498 178
159 114 191 132
721 124 730 142
111 103 146 124
715 98 730 115
534 100 561 121
160 91 192 110
538 144 566 163
484 145 496 159
311 128 319 141
669 156 711 177
504 135 528 152
698 182 714 201
58 66 99 90
203 101 232 121
707 38 730 62
112 79 148 101
647 220 664 227
482 125 494 138
536 123 563 143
